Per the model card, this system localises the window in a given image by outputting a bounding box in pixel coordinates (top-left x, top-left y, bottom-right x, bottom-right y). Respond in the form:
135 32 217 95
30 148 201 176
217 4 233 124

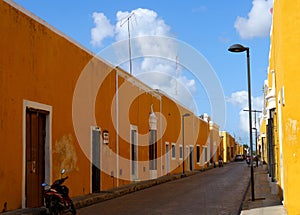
149 130 157 170
172 144 176 159
196 145 200 163
179 145 183 160
202 146 208 163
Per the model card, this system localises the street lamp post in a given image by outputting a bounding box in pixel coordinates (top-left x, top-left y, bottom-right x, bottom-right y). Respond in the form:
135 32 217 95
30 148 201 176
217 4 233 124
182 113 190 174
244 109 262 168
252 128 258 167
228 44 255 201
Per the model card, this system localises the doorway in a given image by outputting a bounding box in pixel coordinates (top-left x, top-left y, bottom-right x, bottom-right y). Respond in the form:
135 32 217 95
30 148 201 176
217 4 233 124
189 146 194 171
130 126 138 180
92 127 101 193
25 108 48 208
165 143 170 174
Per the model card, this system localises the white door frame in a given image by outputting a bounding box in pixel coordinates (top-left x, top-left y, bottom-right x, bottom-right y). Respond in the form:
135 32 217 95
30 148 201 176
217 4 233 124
165 142 170 175
90 126 101 193
130 125 138 181
22 100 52 208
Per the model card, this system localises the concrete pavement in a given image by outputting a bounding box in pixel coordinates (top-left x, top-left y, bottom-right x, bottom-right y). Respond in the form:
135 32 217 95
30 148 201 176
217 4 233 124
240 164 288 215
1 169 204 215
2 163 288 215
77 162 249 215
73 170 200 210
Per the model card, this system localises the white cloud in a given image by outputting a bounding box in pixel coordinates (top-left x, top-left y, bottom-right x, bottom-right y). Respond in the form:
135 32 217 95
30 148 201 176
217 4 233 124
135 57 198 112
91 8 198 112
136 70 198 113
115 8 171 41
228 90 263 132
234 0 273 39
90 12 114 47
227 91 248 107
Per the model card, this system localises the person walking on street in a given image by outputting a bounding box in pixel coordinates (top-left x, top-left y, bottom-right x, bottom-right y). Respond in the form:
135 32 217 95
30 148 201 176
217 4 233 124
218 155 223 167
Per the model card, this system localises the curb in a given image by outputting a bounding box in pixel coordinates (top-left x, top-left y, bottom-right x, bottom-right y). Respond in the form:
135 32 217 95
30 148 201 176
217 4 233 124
73 170 199 209
238 173 251 215
1 165 218 214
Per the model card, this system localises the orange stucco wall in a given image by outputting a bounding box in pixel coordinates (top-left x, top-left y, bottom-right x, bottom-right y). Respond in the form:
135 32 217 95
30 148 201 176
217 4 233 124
0 0 226 212
0 0 100 210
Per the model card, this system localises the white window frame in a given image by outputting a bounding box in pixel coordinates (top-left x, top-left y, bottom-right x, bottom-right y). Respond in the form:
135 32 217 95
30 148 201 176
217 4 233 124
171 143 176 160
179 145 183 160
90 126 101 193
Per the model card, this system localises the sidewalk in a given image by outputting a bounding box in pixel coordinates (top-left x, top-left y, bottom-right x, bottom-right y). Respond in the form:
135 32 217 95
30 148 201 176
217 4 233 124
1 168 206 215
4 163 283 215
240 164 288 215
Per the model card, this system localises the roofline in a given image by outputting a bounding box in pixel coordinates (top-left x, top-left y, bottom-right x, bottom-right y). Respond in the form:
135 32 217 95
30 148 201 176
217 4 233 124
3 0 118 70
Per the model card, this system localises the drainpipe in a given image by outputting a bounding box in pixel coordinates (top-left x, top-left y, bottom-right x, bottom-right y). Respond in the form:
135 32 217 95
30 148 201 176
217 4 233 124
116 70 119 187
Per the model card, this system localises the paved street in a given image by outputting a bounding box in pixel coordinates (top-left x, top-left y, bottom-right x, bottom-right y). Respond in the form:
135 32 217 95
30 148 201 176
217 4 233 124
78 162 250 215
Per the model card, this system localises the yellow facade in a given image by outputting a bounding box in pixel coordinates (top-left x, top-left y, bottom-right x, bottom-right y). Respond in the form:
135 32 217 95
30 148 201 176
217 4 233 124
263 1 300 213
235 143 244 156
220 131 236 162
0 1 225 212
208 122 221 165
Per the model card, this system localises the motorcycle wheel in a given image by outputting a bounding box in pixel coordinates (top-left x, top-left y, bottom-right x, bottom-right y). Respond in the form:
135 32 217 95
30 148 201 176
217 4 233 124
48 198 61 215
70 200 77 215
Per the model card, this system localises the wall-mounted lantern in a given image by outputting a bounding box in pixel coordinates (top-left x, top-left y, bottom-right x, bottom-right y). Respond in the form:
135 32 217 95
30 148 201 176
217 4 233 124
102 130 109 145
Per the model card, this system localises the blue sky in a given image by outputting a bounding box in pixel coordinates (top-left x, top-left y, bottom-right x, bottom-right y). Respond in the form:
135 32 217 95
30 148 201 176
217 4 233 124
13 0 273 144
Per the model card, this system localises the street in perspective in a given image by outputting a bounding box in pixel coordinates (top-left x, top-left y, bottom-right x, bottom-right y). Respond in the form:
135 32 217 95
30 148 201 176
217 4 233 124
1 0 299 214
78 162 249 215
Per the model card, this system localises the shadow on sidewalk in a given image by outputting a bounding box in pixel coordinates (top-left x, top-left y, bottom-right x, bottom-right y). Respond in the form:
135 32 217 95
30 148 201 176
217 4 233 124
240 164 287 215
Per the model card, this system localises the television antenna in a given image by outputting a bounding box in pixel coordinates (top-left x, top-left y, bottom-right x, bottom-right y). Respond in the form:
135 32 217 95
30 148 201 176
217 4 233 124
175 55 179 95
120 12 136 75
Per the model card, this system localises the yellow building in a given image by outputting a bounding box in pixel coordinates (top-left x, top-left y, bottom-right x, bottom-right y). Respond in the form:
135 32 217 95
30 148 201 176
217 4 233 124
208 121 221 165
0 1 222 212
258 80 268 164
263 0 300 213
235 143 244 156
219 131 236 163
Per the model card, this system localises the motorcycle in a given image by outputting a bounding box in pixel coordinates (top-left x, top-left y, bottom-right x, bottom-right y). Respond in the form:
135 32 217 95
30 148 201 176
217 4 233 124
218 159 223 167
42 169 76 215
246 156 251 167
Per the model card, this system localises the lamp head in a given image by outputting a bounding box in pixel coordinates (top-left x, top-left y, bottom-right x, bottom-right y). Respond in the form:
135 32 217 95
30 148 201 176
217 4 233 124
228 44 248 53
182 113 190 117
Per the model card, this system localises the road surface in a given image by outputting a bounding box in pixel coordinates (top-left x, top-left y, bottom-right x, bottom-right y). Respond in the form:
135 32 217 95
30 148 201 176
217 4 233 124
78 162 249 215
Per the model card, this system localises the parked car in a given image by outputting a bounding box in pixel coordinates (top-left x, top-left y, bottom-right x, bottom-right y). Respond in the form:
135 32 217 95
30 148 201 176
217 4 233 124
234 154 244 161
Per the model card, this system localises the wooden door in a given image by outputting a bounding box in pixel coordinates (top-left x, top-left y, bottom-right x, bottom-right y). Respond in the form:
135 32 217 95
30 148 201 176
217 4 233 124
26 108 47 208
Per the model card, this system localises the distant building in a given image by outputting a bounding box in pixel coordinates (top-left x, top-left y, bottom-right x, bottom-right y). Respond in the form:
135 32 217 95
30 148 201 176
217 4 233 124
219 131 237 162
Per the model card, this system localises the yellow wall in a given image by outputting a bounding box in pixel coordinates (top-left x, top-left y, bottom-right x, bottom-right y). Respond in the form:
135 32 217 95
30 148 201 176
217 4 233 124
209 122 220 163
268 1 300 213
160 95 210 173
0 1 217 212
0 0 95 210
220 131 236 162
